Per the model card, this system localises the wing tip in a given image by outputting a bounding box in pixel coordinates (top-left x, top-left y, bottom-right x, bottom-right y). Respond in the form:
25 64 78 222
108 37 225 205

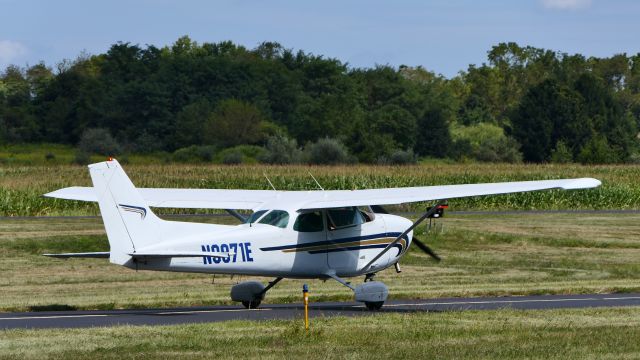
43 188 67 199
562 178 602 190
43 187 96 201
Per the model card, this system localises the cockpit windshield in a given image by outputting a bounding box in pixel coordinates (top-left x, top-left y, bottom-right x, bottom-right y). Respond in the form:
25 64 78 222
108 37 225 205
245 210 268 224
258 210 289 228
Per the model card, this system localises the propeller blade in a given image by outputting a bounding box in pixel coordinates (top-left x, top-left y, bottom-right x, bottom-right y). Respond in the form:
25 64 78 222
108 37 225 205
412 237 441 262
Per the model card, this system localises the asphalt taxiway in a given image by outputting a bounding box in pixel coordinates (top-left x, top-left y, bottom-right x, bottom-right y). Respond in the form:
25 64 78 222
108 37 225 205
2 293 640 330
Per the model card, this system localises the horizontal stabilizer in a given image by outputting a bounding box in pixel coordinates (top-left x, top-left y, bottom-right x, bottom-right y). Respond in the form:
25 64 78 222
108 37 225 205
43 251 231 259
43 252 110 258
128 251 232 259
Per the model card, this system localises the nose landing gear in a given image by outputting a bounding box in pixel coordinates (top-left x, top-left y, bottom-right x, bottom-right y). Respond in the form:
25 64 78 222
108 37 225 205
326 271 389 311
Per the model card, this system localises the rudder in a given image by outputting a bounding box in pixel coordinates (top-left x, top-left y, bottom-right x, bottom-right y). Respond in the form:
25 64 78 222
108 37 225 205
89 159 161 265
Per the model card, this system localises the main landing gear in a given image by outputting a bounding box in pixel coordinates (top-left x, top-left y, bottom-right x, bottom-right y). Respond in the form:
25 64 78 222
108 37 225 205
231 277 283 309
231 273 389 311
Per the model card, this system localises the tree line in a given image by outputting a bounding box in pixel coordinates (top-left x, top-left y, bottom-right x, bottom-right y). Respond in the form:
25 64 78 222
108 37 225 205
1 37 639 164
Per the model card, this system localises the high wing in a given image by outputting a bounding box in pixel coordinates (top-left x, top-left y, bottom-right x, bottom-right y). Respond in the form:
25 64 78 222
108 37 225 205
296 178 601 210
45 178 601 211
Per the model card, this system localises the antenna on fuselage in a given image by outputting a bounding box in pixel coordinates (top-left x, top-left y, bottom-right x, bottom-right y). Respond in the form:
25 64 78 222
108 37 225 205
264 173 277 191
308 172 324 191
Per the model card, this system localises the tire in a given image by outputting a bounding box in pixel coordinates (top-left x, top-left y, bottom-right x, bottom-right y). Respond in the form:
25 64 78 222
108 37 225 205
242 300 261 309
364 301 384 311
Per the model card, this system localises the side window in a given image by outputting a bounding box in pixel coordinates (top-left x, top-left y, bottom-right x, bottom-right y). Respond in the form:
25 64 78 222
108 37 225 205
258 210 289 228
293 211 324 232
245 210 267 224
327 207 364 230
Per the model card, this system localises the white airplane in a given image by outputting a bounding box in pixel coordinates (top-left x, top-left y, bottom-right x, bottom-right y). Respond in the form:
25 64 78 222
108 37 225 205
44 159 601 310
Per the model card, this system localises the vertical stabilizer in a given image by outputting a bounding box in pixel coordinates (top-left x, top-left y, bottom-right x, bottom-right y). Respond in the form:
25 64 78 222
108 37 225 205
89 159 161 265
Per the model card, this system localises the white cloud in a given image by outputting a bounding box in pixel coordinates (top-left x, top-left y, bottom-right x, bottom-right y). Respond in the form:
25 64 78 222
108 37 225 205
0 40 27 65
541 0 592 10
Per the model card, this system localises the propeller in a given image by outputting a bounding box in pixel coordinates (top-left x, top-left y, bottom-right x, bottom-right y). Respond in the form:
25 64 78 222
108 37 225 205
371 204 441 262
412 236 441 262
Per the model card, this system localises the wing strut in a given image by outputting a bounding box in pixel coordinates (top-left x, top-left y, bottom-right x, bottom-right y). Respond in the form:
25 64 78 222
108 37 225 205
225 209 247 222
361 200 447 272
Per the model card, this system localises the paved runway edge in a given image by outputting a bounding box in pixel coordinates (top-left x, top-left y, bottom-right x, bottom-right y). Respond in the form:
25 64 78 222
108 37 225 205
3 293 640 330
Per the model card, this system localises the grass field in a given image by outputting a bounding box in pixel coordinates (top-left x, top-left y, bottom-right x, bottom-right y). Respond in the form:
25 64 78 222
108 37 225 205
1 212 640 312
1 161 640 216
2 159 639 358
2 307 640 359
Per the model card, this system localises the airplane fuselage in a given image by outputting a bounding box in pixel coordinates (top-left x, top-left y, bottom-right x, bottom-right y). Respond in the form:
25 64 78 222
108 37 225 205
129 213 413 278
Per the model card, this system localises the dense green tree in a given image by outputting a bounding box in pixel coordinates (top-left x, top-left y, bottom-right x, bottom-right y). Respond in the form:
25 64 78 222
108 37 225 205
0 37 638 163
512 79 583 162
0 65 40 142
451 123 521 163
259 133 303 164
305 137 353 165
173 98 214 148
204 99 271 148
578 73 636 161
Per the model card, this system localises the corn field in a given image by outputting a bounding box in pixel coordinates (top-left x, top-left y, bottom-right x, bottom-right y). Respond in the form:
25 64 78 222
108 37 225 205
1 163 639 216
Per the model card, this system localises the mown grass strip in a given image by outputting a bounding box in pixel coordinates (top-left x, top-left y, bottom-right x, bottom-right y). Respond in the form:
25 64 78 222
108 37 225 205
2 307 640 359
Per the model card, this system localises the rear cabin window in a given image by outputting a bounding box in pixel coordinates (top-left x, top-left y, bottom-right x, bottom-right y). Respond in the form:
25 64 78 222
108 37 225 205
327 207 364 230
293 211 324 232
258 210 289 228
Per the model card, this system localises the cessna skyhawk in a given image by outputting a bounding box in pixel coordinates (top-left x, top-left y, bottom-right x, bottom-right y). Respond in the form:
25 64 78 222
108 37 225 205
44 159 601 310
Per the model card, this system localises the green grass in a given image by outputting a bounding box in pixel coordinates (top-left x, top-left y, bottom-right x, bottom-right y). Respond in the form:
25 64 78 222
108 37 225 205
1 162 640 216
2 307 640 359
2 211 640 358
2 213 640 312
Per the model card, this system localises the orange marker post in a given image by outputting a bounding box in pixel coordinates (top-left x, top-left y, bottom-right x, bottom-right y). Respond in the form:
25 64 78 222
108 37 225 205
303 284 309 330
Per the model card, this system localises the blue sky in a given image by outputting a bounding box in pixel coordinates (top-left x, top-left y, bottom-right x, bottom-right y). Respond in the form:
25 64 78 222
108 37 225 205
1 0 639 77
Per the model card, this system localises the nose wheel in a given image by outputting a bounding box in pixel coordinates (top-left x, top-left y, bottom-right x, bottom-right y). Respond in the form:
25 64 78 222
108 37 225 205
324 271 388 311
241 300 262 309
364 301 384 311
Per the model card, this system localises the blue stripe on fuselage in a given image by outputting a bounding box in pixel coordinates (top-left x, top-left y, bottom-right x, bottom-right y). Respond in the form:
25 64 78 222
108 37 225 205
308 243 403 254
259 232 404 252
260 232 407 253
